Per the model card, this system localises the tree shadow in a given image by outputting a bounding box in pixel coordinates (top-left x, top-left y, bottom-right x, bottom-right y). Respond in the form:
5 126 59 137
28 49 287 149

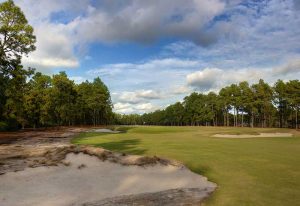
115 126 134 133
93 139 146 155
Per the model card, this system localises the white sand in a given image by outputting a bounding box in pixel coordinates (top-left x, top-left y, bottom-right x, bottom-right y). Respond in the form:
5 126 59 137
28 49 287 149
213 132 293 138
0 153 216 206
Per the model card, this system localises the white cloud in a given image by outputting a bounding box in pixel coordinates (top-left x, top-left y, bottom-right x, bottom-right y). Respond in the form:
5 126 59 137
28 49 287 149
114 103 134 114
114 102 159 114
273 59 300 75
186 67 259 91
187 68 222 90
116 90 163 104
171 85 192 95
136 90 162 99
88 58 201 76
137 58 200 70
11 0 93 70
186 59 300 91
23 57 78 69
117 93 142 104
136 103 158 111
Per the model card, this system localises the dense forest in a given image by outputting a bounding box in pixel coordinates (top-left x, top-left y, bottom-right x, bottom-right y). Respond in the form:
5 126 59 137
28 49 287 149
116 79 300 129
3 71 112 129
0 1 112 130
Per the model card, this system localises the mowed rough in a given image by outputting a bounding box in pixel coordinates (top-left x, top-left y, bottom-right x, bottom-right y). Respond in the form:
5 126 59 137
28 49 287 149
72 126 300 206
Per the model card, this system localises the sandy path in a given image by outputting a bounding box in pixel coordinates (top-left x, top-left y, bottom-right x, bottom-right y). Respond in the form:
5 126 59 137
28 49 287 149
0 153 216 206
213 133 293 138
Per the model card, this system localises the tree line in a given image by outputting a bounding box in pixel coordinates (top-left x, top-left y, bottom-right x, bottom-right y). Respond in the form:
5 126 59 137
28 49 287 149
0 70 113 130
117 79 300 129
0 1 112 130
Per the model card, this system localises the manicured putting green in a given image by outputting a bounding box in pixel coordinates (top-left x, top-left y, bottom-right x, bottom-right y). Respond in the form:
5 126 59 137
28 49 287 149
72 126 300 206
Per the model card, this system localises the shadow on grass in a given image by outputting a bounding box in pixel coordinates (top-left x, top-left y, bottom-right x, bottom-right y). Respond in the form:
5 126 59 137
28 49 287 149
115 126 135 133
92 139 147 155
105 126 135 133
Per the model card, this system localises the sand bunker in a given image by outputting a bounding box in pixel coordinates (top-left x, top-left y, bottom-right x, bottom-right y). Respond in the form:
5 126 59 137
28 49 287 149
213 133 293 138
0 152 216 206
0 128 216 205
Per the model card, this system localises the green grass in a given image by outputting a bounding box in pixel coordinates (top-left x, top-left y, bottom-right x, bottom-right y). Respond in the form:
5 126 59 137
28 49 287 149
72 126 300 206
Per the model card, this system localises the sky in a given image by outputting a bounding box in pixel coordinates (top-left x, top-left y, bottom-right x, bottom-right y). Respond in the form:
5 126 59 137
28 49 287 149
6 0 300 114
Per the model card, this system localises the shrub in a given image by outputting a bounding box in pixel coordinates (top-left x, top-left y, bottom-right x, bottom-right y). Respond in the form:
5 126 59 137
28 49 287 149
0 121 8 131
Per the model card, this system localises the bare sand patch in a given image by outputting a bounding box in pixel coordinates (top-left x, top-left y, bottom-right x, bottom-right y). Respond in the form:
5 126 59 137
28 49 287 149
0 128 216 205
213 133 293 138
0 152 216 206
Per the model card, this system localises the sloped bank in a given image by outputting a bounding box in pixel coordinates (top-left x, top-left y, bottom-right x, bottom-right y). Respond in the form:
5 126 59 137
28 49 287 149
0 144 216 206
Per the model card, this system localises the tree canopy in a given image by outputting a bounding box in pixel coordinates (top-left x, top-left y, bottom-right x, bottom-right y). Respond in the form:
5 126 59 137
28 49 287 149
0 0 36 71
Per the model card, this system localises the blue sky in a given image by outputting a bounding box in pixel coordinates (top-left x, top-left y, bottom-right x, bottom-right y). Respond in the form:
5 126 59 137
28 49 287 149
9 0 300 113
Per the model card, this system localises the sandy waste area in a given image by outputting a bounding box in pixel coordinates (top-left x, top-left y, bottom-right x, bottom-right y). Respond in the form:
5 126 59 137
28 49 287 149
0 128 216 206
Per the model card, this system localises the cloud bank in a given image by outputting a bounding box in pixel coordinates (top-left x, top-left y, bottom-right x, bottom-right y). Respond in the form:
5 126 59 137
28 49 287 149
186 59 300 91
12 0 231 70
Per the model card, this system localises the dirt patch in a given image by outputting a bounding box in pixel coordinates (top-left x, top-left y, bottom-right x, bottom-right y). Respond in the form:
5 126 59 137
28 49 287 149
0 127 86 144
213 133 293 138
0 127 87 174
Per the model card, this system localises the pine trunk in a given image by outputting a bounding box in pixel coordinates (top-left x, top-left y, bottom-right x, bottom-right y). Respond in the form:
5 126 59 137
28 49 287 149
223 109 226 127
251 109 254 128
227 112 229 127
296 108 298 130
241 111 244 127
